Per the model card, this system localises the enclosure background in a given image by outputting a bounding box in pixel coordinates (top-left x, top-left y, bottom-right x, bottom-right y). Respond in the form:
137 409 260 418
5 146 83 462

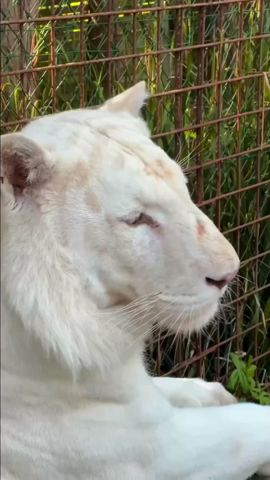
1 0 269 389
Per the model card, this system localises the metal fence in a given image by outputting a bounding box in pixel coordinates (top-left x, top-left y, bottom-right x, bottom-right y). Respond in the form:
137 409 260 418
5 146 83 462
1 0 269 388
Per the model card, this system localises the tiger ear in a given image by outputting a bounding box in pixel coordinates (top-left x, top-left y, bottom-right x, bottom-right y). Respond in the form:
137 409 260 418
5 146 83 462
1 133 52 194
103 81 149 117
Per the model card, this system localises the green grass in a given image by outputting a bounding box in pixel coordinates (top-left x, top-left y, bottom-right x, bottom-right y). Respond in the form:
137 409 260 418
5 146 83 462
1 0 270 394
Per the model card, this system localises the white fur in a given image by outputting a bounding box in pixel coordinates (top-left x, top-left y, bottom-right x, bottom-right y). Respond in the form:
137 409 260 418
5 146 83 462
1 82 270 479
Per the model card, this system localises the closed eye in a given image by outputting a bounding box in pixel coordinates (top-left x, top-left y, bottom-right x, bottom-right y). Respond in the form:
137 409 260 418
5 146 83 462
123 212 160 228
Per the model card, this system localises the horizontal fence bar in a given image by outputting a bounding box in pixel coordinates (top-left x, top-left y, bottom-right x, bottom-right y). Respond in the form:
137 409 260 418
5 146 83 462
2 113 268 172
253 351 270 363
240 250 270 268
152 73 267 98
153 107 270 138
1 33 270 78
0 0 252 26
3 106 269 137
165 317 270 376
186 144 270 173
1 118 31 129
197 180 270 207
226 283 270 306
224 215 270 235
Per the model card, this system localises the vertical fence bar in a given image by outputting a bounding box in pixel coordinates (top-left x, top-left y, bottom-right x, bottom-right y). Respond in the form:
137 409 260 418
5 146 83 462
79 0 86 107
174 7 183 159
195 5 206 205
195 5 206 377
174 6 184 374
132 0 137 83
19 0 26 122
235 0 244 353
254 0 264 359
155 0 162 135
50 0 56 112
215 3 225 380
107 0 113 97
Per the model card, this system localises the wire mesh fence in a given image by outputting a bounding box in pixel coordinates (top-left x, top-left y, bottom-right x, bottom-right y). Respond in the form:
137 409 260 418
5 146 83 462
1 0 270 390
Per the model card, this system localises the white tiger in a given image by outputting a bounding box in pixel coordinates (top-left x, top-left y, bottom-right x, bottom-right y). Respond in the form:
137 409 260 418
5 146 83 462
1 82 270 480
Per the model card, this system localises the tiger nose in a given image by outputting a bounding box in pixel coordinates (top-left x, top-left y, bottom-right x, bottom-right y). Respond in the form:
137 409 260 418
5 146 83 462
205 271 237 290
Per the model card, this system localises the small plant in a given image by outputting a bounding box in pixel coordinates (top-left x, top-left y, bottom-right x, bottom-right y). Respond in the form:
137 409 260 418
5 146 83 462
227 353 270 405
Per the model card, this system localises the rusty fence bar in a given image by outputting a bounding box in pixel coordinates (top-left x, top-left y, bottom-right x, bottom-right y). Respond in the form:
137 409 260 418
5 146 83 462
1 0 269 387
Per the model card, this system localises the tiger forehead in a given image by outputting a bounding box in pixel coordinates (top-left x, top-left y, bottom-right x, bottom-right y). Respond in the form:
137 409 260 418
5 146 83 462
143 158 181 191
52 161 92 194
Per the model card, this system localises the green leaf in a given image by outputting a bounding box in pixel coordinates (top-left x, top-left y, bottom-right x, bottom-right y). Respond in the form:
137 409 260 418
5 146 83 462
227 370 239 392
263 72 270 103
230 353 244 371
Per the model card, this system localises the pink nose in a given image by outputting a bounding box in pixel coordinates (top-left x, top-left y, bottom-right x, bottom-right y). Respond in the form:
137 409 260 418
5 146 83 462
205 272 237 290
